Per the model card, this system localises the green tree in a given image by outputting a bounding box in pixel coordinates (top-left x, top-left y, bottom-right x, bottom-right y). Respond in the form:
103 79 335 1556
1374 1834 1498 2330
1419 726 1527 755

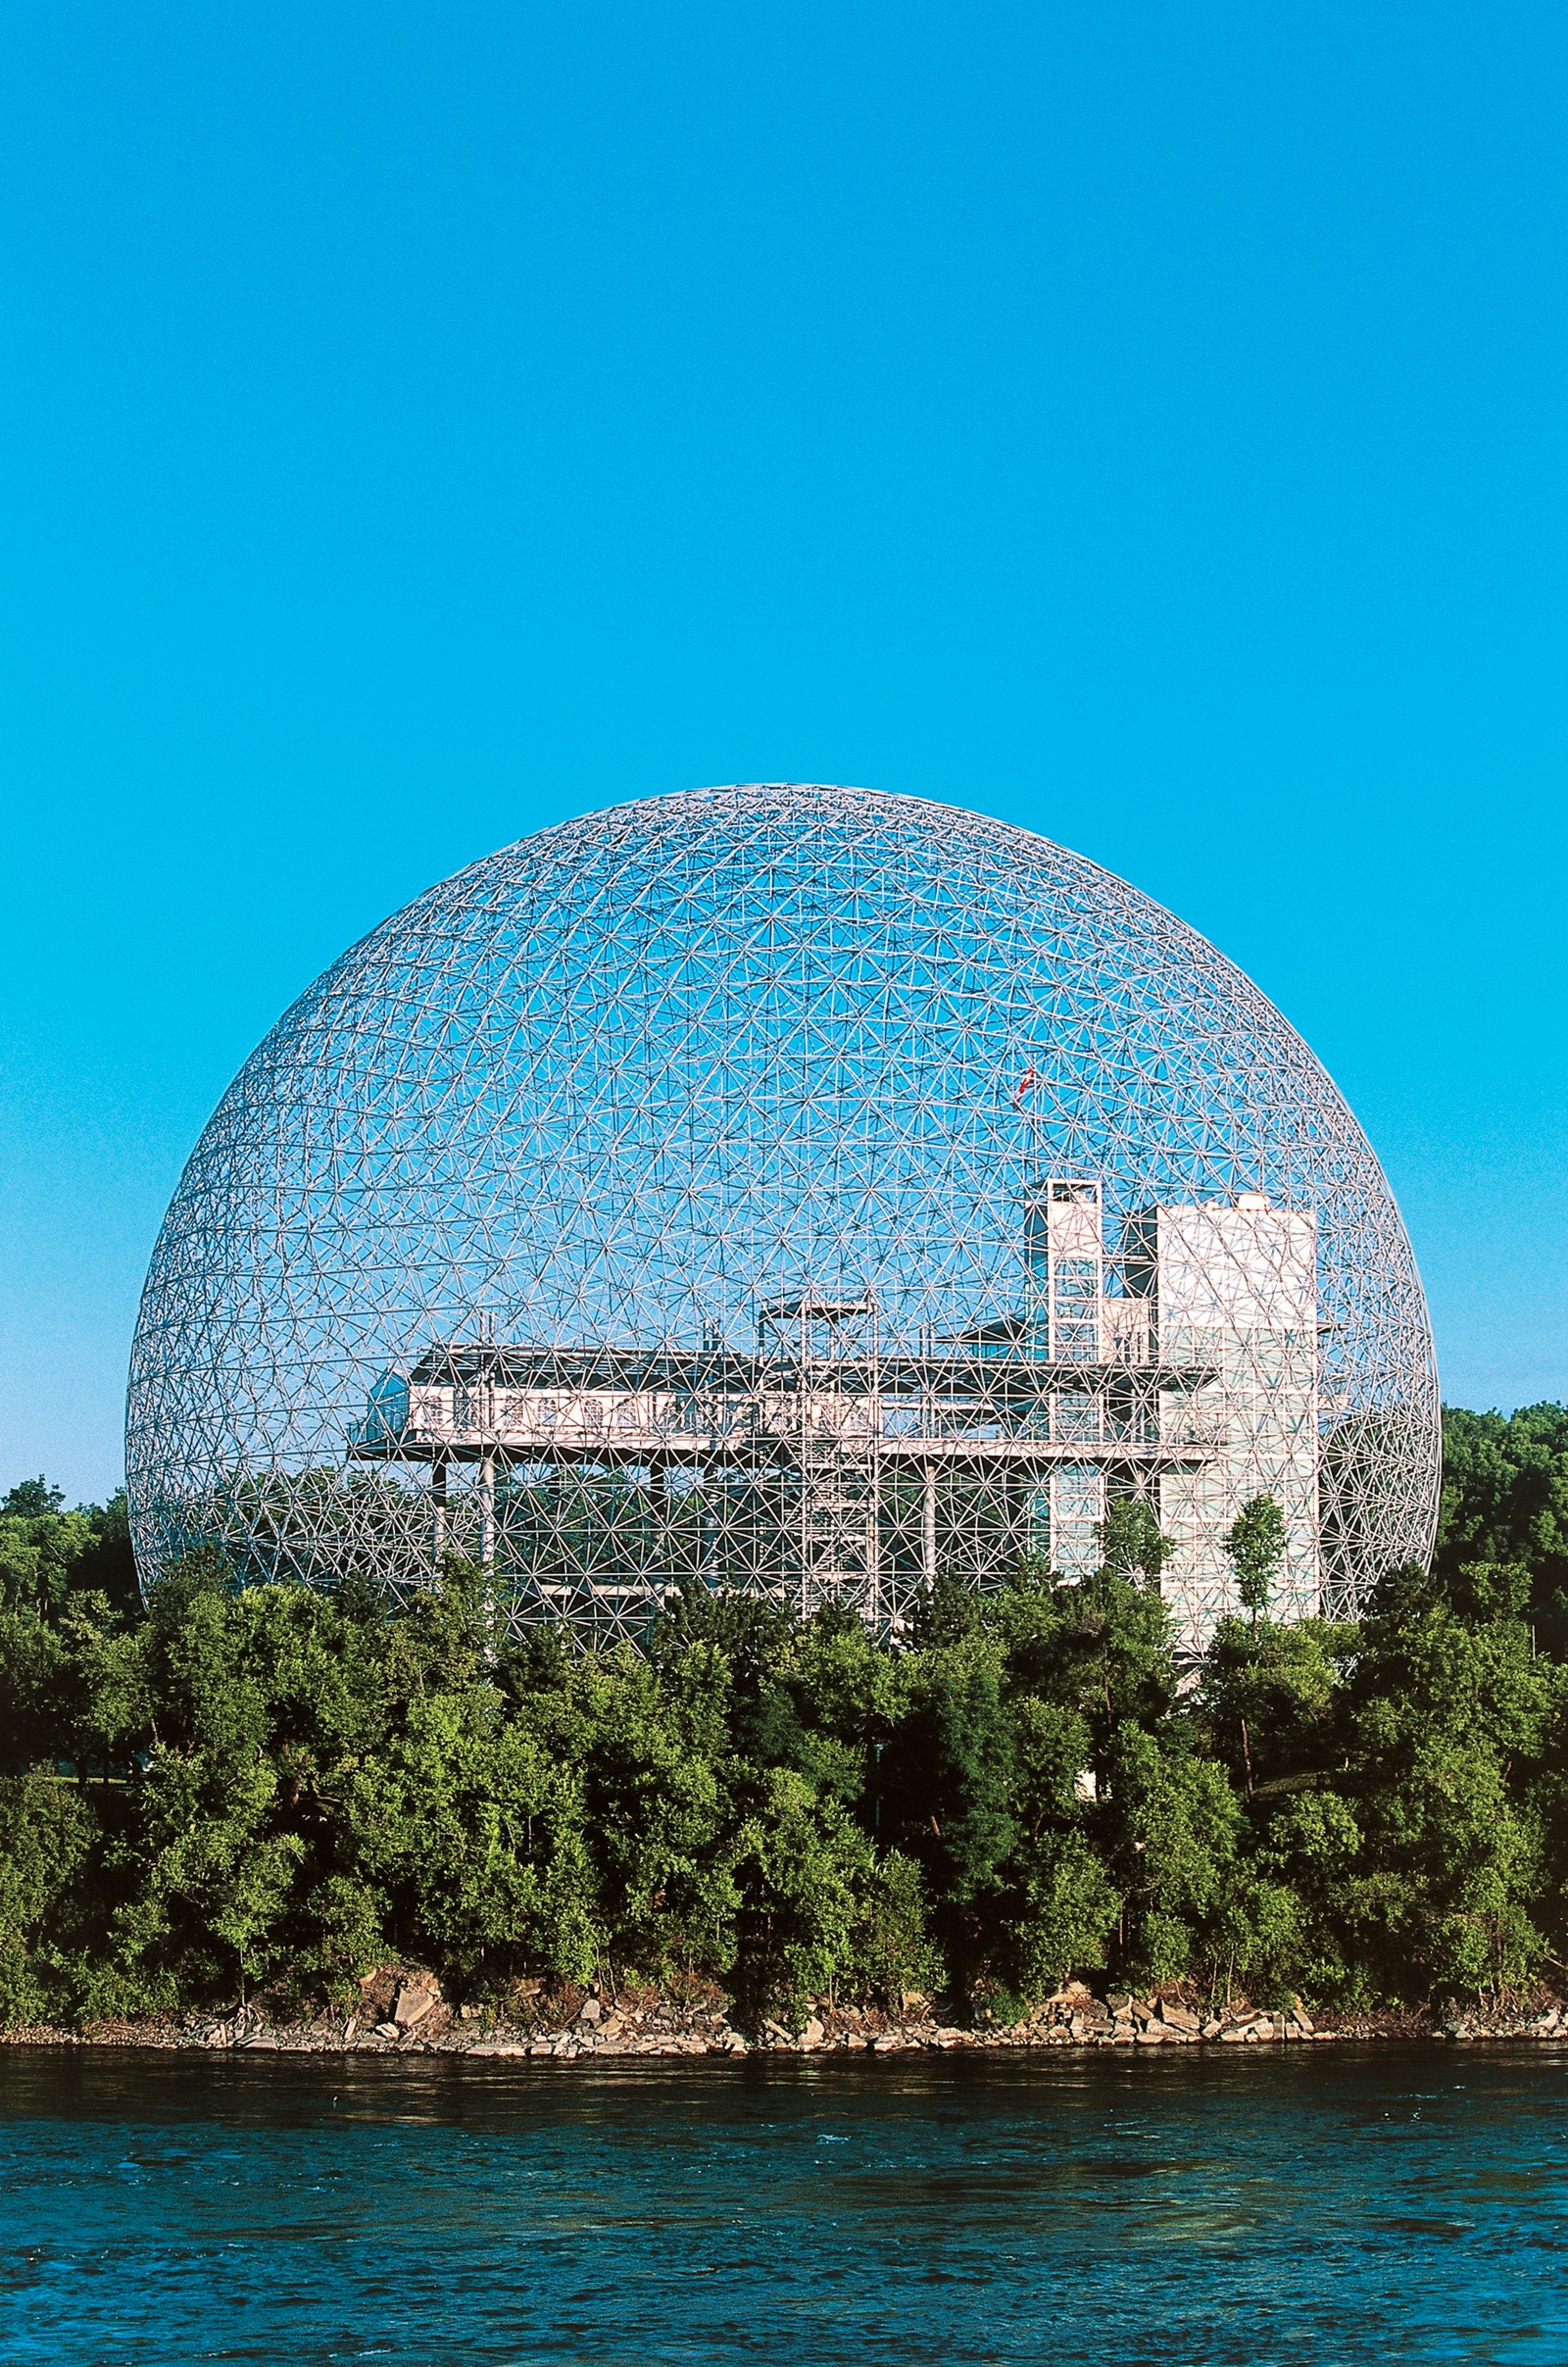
0 1775 94 2023
0 1482 140 1626
727 1768 870 2015
0 1505 98 1620
1108 1723 1243 1991
1097 1496 1174 1587
527 1639 737 1979
0 1611 67 1773
1437 1405 1568 1642
1197 1612 1346 1799
1226 1495 1286 1628
2 1479 64 1518
848 1849 946 2006
881 1636 1017 1956
1329 1560 1558 2001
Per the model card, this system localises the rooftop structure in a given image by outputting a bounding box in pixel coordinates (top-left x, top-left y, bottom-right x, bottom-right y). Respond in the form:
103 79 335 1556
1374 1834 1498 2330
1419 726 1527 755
126 783 1440 1645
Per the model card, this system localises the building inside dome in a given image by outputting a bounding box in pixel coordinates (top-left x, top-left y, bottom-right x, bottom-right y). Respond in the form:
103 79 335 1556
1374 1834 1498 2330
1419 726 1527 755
126 783 1440 1647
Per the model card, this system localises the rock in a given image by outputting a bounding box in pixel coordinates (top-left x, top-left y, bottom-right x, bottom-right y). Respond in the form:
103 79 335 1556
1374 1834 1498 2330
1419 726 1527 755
799 2017 825 2048
1134 2023 1166 2044
1200 2020 1223 2040
1158 2001 1202 2034
762 2018 794 2043
1105 1993 1132 2012
393 1980 441 2032
576 1997 602 2028
373 2021 401 2041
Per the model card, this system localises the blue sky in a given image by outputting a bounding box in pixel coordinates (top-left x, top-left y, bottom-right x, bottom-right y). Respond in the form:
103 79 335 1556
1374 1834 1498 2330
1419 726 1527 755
3 0 1564 1504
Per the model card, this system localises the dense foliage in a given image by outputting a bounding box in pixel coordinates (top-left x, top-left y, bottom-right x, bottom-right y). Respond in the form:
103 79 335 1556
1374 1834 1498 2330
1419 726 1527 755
2 1407 1566 2031
1436 1404 1568 1641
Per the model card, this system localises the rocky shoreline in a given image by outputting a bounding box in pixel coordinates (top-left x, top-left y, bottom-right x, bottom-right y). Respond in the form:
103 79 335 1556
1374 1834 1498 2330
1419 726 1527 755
6 1972 1567 2058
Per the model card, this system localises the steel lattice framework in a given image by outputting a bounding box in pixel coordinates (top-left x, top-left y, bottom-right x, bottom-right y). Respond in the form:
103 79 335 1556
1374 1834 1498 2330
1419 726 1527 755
126 784 1440 1646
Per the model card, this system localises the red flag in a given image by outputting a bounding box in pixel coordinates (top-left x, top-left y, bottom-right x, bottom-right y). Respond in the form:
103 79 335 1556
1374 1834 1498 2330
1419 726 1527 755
1012 1062 1041 1108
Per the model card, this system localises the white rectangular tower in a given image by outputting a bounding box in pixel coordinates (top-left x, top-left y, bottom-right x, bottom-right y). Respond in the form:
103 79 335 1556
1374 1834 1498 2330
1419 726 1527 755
1022 1179 1109 1574
1124 1194 1319 1642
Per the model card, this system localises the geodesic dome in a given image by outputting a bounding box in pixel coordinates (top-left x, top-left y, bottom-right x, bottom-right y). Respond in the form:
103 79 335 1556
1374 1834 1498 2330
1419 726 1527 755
126 783 1440 1644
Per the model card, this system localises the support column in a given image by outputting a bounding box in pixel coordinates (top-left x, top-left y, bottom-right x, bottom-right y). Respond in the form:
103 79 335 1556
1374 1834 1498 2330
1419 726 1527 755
478 1451 497 1649
431 1454 448 1573
655 1459 671 1586
922 1460 937 1591
479 1451 496 1573
701 1461 718 1586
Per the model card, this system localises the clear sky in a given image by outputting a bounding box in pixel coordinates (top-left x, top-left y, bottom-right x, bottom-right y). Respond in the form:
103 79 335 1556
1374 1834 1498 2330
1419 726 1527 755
2 0 1564 1506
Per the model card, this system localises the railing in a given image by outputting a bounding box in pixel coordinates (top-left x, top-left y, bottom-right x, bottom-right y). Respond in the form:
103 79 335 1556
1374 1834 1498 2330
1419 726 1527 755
361 1376 1226 1456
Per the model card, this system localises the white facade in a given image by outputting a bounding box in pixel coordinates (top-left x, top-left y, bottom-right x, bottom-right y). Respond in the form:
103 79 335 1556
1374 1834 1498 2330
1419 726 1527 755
1124 1196 1320 1641
1015 1183 1321 1635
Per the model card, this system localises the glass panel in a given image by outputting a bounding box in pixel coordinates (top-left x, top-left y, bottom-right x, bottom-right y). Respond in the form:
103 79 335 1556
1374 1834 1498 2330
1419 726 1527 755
1054 1390 1100 1442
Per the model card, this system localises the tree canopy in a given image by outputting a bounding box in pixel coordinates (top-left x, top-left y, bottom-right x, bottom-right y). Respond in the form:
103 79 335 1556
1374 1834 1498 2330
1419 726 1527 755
1 1409 1563 2031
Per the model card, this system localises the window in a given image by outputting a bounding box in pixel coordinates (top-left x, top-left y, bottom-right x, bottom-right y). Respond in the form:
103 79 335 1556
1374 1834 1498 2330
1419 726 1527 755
1054 1391 1100 1443
1054 1257 1100 1360
1051 1463 1102 1578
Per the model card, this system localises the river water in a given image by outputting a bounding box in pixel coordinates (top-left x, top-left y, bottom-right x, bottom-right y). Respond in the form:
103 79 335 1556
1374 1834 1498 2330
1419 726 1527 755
3 2045 1567 2363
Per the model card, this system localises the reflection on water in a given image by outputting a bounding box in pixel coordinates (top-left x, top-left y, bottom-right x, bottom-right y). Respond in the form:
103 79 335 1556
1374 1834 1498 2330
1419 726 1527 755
4 2046 1568 2363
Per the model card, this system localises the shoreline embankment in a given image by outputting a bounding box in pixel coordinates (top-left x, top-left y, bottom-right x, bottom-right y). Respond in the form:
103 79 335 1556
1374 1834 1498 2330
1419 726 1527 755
4 1972 1561 2059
